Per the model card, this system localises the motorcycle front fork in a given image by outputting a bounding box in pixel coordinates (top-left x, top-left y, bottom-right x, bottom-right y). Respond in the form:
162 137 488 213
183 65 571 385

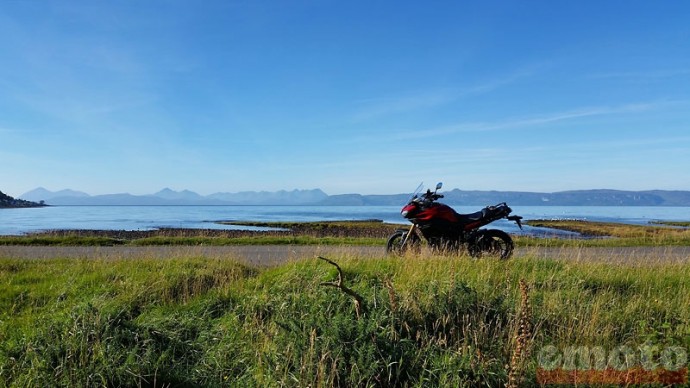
402 224 418 247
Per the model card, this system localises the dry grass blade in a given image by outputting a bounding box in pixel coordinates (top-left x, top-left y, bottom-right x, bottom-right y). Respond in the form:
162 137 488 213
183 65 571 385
507 279 533 388
384 279 398 312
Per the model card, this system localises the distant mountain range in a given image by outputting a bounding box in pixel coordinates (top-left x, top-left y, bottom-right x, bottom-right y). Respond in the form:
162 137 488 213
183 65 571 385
319 189 690 206
16 187 690 206
19 187 330 206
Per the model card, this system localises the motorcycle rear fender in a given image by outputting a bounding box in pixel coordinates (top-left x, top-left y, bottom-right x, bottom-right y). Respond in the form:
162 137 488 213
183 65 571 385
507 215 523 229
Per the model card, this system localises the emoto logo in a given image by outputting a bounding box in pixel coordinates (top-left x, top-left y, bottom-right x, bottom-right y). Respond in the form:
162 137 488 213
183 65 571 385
536 344 688 385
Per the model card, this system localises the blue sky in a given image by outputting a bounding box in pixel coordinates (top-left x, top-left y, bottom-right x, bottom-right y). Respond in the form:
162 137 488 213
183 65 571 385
1 1 689 197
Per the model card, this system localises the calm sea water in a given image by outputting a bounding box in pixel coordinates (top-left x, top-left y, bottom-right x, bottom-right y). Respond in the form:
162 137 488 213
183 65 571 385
1 205 690 236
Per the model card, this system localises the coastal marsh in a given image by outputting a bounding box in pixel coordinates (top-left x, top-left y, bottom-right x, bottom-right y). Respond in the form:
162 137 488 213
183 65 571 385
0 220 689 386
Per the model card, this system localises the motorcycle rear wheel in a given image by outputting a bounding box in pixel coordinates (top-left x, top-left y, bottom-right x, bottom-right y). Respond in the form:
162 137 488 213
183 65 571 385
468 229 514 260
386 230 421 256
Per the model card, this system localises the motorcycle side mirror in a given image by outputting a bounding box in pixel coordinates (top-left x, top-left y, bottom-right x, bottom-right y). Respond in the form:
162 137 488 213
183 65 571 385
436 182 443 191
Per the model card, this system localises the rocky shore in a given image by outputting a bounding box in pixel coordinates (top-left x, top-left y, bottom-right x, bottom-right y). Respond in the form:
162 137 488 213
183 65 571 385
0 190 46 208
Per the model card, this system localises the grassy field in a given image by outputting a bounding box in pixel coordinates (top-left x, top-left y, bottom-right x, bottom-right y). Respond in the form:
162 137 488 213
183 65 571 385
1 220 689 386
651 220 690 228
1 251 689 386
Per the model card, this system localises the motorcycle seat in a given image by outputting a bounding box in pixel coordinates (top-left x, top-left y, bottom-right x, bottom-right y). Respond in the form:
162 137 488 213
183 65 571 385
456 209 485 223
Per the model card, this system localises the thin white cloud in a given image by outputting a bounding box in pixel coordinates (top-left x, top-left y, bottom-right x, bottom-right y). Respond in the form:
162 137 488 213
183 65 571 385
458 63 544 96
386 100 690 141
533 136 688 156
350 64 542 122
588 69 690 79
351 90 455 122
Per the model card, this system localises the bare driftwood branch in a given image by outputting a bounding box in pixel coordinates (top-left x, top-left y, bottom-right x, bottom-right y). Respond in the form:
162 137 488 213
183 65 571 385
318 256 365 319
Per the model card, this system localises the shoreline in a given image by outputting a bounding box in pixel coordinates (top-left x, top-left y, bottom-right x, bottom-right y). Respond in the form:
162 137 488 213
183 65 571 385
13 221 402 240
2 219 688 246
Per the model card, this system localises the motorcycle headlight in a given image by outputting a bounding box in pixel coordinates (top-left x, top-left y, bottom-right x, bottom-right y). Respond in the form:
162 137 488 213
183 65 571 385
401 210 409 217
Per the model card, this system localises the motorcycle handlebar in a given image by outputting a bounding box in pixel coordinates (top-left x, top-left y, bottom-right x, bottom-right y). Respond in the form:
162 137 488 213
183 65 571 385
418 188 444 202
422 193 443 201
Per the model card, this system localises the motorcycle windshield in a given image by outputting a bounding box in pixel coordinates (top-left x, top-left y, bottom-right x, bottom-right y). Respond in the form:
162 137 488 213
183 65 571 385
408 182 424 202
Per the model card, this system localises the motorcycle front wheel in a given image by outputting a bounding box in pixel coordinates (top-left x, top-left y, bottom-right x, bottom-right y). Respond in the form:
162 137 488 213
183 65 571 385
386 230 421 256
468 229 514 260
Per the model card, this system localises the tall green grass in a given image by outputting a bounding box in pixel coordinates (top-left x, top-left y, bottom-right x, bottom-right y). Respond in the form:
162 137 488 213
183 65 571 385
1 251 688 386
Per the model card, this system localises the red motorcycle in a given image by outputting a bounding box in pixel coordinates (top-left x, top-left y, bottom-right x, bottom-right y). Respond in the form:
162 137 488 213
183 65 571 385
386 182 523 259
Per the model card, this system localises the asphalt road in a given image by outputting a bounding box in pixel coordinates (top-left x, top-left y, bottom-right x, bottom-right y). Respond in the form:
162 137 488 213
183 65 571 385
1 245 688 265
